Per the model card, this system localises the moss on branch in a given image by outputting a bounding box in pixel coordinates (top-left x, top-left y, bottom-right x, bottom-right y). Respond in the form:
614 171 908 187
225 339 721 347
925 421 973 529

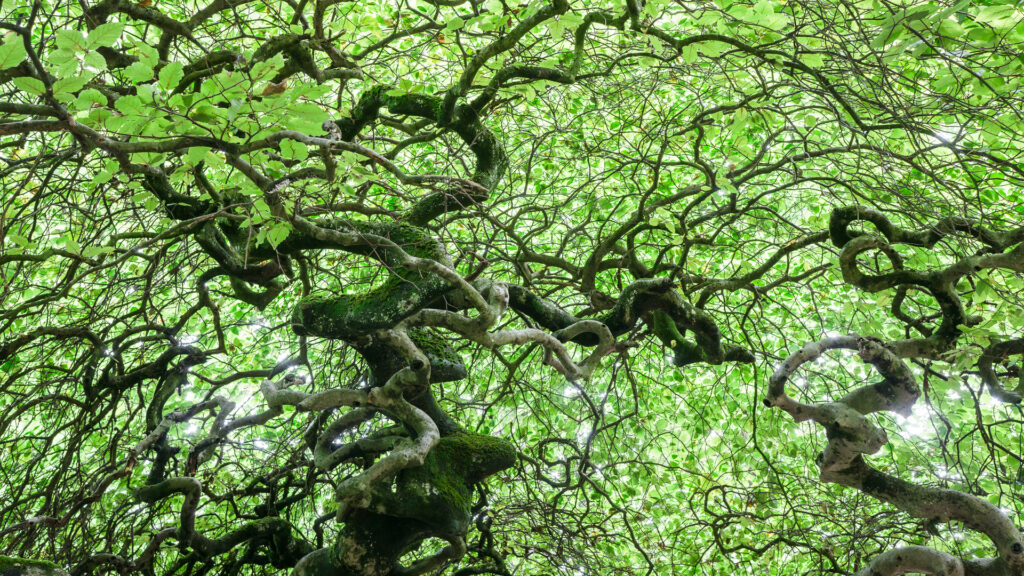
0 557 67 576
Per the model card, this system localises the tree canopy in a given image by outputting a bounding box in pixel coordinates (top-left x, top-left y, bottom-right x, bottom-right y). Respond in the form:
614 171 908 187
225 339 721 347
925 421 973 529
2 0 1024 574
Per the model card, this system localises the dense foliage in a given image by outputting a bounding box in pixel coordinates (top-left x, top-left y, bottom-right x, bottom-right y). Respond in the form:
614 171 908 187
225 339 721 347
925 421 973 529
2 0 1024 574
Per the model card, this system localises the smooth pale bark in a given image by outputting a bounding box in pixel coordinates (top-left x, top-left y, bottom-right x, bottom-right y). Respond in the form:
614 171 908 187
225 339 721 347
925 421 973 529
853 546 963 576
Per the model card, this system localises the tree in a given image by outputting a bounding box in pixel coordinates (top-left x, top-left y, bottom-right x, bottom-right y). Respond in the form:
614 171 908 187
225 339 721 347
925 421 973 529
1 0 1023 574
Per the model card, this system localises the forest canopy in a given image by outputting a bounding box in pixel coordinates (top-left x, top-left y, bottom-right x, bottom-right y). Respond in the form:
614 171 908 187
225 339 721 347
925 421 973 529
2 0 1024 575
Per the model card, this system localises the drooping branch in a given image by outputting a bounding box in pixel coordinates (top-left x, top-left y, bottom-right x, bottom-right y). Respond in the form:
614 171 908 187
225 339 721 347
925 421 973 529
132 476 312 563
830 206 1024 391
767 334 1024 575
333 86 508 226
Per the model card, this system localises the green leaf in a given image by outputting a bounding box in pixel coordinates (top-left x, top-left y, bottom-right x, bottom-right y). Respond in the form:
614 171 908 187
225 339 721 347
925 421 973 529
60 234 81 254
53 75 90 97
252 198 272 221
135 41 159 67
975 5 1017 31
250 54 285 81
267 222 291 248
75 88 108 109
285 102 328 134
870 21 902 49
752 0 787 30
680 44 699 64
82 245 115 258
55 29 88 53
125 62 154 83
8 233 34 248
83 50 107 71
13 76 45 96
45 48 77 69
157 61 184 91
0 39 27 68
188 104 221 124
114 94 143 115
937 19 964 38
800 52 824 68
279 139 309 161
87 22 124 48
444 16 465 32
695 11 722 27
184 146 211 166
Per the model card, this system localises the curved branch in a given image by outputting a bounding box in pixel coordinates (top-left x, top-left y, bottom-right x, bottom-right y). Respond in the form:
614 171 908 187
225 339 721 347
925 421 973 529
853 546 963 576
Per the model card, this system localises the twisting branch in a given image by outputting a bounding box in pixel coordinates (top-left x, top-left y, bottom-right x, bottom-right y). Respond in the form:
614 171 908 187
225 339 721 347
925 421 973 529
767 334 1024 575
979 338 1024 403
830 206 1024 376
